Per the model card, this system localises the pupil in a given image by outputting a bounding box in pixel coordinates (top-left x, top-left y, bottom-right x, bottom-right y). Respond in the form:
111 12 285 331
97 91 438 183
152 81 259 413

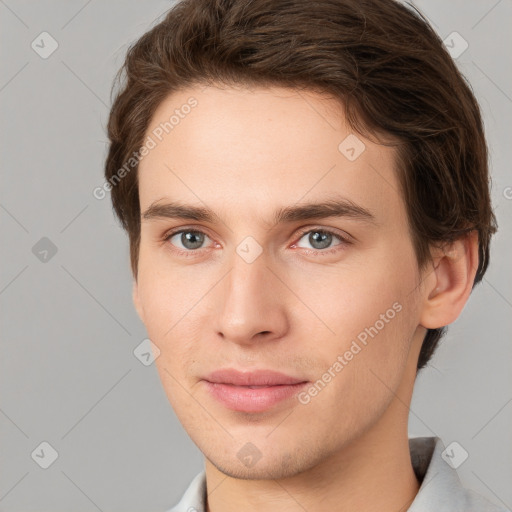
182 231 204 249
310 231 331 249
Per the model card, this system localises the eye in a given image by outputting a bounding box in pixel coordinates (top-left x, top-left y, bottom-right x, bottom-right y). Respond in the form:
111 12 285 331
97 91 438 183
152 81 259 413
162 226 351 258
293 228 350 253
165 229 212 252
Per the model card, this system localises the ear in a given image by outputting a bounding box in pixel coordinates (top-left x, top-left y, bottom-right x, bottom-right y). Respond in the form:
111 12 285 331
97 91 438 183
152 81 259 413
419 230 479 329
132 279 145 323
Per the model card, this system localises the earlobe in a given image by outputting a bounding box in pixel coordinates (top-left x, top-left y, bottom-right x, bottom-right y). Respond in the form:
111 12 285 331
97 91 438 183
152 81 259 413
132 280 145 323
419 231 479 329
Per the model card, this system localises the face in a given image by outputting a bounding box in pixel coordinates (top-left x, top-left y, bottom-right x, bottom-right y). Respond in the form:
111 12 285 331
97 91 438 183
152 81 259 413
134 84 429 479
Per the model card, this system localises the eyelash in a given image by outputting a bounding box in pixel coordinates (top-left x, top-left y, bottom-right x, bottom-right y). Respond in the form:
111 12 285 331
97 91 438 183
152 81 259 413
293 227 353 255
162 226 352 258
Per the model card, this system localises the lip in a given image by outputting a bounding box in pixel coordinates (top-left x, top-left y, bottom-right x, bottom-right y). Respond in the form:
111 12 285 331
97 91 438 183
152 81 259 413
202 369 309 413
205 369 306 386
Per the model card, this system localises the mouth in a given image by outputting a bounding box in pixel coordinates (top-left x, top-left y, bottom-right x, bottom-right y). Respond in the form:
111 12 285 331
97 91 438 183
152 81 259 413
202 369 309 413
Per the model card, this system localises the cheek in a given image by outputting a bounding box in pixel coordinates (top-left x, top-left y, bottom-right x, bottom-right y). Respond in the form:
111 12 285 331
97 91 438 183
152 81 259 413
287 251 416 339
293 268 416 435
286 242 419 382
135 270 179 353
137 269 202 411
136 245 202 336
136 253 211 379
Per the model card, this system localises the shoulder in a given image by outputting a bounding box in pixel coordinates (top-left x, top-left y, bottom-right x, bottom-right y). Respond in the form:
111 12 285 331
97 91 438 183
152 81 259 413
408 436 509 512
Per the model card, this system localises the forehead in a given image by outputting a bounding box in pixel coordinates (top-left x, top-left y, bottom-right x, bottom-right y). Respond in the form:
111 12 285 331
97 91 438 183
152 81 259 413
137 85 405 227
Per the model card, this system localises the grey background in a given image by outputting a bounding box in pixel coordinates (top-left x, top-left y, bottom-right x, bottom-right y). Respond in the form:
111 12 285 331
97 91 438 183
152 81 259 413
0 0 510 510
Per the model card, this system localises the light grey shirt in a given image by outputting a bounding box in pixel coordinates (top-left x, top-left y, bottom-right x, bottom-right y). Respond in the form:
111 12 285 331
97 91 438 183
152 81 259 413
167 436 509 512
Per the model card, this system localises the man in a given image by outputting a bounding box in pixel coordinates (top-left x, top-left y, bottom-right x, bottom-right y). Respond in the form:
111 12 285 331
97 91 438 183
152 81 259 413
103 0 505 510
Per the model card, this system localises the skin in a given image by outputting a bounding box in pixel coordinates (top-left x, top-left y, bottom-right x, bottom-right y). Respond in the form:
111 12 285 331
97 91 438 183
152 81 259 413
133 84 479 512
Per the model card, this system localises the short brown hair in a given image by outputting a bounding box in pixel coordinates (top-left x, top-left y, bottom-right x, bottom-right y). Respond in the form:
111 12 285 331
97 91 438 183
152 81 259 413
104 0 497 371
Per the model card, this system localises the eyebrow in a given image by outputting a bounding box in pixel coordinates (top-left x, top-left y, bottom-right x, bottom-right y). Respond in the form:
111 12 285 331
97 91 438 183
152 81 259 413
141 197 379 227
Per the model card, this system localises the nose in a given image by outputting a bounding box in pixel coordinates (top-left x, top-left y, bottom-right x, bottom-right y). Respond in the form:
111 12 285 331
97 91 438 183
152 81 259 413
212 249 289 346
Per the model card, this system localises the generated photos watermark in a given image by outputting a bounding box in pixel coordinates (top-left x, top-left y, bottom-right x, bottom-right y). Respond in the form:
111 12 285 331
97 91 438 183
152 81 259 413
93 96 198 200
298 301 403 404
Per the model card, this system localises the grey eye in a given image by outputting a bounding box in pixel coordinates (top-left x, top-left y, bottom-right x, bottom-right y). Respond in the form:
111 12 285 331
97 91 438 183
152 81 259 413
297 230 340 250
169 230 209 250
